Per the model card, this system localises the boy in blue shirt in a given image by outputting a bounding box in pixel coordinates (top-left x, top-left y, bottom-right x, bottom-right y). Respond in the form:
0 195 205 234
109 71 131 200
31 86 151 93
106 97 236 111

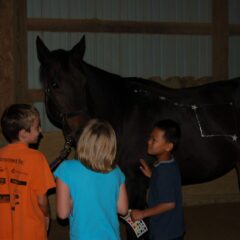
131 119 185 240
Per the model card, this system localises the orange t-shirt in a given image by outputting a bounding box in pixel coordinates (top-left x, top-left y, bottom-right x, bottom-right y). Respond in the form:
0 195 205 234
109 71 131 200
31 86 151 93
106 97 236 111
0 142 56 240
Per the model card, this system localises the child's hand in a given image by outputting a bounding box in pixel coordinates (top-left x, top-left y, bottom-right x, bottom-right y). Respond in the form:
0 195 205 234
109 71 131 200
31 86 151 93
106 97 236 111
140 159 152 178
130 209 144 222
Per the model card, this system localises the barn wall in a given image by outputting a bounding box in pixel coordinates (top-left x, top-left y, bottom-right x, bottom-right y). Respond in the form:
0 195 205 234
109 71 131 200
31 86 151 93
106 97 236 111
229 36 240 79
229 0 240 78
229 0 240 24
26 0 240 84
27 0 212 22
27 0 213 90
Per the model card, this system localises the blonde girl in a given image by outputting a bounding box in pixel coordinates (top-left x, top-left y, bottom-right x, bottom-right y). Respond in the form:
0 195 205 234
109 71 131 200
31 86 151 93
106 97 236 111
54 119 128 240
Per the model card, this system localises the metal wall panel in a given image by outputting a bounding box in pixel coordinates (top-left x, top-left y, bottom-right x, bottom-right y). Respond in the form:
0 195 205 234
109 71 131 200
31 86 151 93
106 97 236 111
27 0 212 22
229 37 240 78
229 0 240 77
229 0 240 24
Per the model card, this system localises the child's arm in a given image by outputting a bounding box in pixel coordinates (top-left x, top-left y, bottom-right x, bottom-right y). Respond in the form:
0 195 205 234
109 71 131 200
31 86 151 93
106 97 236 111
117 183 128 216
37 194 50 231
56 178 73 219
130 202 175 221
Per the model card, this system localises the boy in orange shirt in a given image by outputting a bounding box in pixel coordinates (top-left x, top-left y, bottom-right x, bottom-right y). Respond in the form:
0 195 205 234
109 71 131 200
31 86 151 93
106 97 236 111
0 104 56 240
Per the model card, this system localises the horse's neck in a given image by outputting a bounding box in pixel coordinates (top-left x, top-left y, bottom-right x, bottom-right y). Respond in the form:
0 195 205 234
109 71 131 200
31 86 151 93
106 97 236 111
83 61 121 82
82 62 124 116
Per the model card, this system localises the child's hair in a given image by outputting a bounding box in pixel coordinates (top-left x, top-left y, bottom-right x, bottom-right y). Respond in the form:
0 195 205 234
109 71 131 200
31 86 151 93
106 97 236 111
77 119 117 173
154 119 181 152
1 104 40 142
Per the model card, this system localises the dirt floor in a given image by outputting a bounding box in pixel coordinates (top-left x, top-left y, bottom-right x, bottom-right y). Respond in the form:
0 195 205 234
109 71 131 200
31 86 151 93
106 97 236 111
48 202 240 240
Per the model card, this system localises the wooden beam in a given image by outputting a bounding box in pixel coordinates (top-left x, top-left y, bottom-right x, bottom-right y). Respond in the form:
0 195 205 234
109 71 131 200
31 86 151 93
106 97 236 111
27 18 212 35
212 0 229 81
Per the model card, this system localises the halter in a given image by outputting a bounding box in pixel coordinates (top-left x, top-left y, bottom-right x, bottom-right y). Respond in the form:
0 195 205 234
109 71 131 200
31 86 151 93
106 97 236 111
43 85 90 171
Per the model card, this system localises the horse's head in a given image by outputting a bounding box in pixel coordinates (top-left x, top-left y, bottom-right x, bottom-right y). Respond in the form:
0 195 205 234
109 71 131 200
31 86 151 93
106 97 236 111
36 36 90 142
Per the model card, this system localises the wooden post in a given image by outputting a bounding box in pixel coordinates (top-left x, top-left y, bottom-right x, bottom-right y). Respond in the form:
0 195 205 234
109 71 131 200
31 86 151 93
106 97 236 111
0 0 16 117
212 0 229 81
14 0 28 104
0 0 27 118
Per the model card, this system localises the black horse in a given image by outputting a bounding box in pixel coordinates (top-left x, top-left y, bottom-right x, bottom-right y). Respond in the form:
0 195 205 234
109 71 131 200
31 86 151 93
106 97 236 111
36 35 240 236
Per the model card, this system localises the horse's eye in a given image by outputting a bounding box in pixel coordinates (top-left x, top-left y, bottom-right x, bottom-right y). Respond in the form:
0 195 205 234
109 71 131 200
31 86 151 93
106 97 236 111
51 81 58 88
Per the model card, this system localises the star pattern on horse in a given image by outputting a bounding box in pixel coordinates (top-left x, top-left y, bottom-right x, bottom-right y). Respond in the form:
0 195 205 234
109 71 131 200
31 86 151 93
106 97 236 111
133 87 239 142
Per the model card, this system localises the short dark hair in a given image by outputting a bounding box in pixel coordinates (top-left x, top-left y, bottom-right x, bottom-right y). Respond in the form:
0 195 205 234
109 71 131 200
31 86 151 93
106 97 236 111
1 104 39 142
154 119 181 152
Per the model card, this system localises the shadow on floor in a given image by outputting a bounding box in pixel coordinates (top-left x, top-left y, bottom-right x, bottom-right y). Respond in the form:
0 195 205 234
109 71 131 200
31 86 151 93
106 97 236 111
49 202 240 240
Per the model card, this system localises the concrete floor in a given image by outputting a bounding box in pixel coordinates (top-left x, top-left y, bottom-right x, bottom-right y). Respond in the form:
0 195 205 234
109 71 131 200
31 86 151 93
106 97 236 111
48 202 240 240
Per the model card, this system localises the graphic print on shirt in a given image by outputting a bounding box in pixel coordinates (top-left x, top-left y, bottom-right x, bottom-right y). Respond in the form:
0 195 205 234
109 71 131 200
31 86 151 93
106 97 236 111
0 157 28 210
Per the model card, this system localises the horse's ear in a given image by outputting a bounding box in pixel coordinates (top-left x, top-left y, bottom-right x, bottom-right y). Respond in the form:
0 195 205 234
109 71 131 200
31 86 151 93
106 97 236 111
36 36 51 64
70 35 86 61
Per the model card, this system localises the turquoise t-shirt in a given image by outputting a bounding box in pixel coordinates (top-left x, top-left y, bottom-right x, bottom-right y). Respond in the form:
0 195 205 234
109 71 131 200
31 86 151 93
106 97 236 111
54 160 125 240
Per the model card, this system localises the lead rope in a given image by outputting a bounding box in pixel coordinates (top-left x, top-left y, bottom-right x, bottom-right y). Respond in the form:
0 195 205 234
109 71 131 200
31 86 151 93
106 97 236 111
50 136 74 171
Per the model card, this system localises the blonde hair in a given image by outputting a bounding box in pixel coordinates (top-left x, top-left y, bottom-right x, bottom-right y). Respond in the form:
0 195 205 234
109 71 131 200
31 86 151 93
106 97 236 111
77 119 117 173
